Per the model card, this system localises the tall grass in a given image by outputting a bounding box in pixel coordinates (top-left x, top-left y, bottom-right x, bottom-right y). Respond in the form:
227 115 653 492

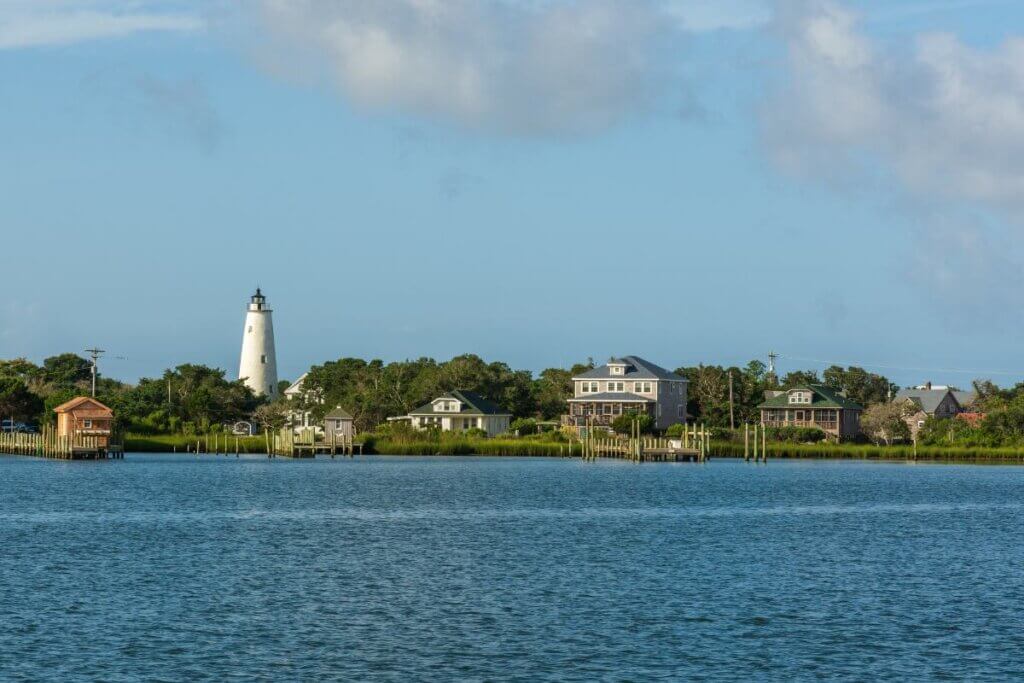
125 433 267 453
710 441 1024 462
370 438 580 457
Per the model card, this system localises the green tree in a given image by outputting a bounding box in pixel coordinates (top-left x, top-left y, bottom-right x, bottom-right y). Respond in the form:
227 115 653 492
41 353 92 388
822 365 894 407
0 377 43 423
611 411 654 435
860 402 911 445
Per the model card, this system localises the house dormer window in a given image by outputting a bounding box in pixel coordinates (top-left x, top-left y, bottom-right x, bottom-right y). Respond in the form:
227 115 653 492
611 366 623 375
789 391 811 405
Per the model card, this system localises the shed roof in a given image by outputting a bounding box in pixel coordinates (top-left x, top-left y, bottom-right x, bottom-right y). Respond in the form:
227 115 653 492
53 396 113 415
325 406 353 420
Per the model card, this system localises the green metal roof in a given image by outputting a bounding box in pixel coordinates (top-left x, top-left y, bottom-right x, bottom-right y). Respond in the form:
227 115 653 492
325 406 353 419
758 384 864 410
408 390 511 416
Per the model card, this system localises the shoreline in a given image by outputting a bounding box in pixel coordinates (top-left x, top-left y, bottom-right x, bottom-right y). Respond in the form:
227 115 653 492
113 434 1024 463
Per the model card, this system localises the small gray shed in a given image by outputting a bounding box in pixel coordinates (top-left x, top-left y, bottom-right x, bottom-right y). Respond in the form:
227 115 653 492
324 407 355 439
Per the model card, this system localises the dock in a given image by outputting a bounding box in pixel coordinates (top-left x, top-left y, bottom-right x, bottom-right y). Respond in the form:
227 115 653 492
267 428 363 459
573 421 710 463
0 427 123 460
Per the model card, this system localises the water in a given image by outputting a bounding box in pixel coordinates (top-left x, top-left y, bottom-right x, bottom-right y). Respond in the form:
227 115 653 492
2 455 1023 681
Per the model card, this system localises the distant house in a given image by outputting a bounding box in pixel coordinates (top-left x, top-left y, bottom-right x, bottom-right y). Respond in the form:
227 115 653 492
565 356 688 431
401 390 512 437
54 397 114 447
759 384 863 441
283 372 323 435
324 407 355 439
895 383 977 440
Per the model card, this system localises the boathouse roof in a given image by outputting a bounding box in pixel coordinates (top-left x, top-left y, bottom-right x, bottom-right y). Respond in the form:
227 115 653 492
53 396 113 415
325 406 353 420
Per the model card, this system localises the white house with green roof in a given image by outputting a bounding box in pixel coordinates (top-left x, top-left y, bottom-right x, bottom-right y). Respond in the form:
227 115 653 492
565 356 688 431
759 384 863 441
401 390 512 437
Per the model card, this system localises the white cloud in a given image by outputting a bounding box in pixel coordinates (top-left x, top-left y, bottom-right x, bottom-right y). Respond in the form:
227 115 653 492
0 1 203 49
763 0 1024 215
255 0 686 136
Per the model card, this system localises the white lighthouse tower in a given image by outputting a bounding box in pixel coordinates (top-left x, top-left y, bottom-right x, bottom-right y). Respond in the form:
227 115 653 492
238 288 278 398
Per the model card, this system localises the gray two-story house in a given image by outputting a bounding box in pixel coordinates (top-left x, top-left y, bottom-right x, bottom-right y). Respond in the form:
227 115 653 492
565 356 688 431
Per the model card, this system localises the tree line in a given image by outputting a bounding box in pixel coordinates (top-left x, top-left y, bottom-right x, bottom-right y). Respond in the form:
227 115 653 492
2 351 901 436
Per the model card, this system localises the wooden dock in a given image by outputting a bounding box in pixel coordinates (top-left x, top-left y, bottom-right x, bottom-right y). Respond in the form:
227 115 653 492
0 427 123 460
574 422 710 463
266 428 363 459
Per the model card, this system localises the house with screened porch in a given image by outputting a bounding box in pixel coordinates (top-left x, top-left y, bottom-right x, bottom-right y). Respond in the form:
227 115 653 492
564 356 688 431
758 384 863 441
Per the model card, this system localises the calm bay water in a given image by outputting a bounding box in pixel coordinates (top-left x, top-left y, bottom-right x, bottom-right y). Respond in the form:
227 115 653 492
2 454 1024 681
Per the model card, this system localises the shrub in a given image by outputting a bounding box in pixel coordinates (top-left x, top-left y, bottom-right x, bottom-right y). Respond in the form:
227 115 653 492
766 426 827 443
510 418 538 436
611 412 654 435
665 423 685 437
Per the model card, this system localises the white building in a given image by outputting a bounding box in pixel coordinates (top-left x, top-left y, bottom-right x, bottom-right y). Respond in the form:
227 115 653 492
238 288 278 398
396 390 512 437
283 372 322 435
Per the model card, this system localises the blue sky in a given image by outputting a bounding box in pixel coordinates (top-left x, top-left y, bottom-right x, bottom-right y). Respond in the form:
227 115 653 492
3 0 1024 387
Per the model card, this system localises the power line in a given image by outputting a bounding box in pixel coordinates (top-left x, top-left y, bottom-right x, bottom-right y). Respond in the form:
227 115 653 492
777 353 1024 378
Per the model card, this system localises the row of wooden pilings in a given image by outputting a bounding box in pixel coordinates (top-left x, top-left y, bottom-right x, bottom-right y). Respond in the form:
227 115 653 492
175 430 360 458
0 426 120 460
269 428 362 459
577 421 710 463
744 423 769 463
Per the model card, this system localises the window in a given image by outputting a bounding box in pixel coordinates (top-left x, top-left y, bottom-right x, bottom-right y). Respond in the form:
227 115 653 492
789 392 811 405
611 366 623 375
247 326 253 333
260 354 267 364
634 382 652 393
608 382 624 392
603 404 612 415
83 420 93 429
677 405 685 418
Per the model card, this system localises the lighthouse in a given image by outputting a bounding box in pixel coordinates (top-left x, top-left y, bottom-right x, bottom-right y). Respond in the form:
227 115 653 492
238 288 278 398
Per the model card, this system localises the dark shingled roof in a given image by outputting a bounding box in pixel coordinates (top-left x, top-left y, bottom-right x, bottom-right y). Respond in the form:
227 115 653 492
325 406 353 420
574 356 685 382
408 390 511 416
758 384 864 410
895 389 976 415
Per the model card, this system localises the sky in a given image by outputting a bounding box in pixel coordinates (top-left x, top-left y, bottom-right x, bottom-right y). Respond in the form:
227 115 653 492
2 0 1024 388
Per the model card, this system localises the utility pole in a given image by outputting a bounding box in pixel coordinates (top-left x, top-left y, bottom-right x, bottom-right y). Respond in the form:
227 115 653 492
84 348 105 398
728 370 735 430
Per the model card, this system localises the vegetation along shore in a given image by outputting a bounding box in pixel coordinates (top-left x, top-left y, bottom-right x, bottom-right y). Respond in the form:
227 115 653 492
7 352 1024 462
